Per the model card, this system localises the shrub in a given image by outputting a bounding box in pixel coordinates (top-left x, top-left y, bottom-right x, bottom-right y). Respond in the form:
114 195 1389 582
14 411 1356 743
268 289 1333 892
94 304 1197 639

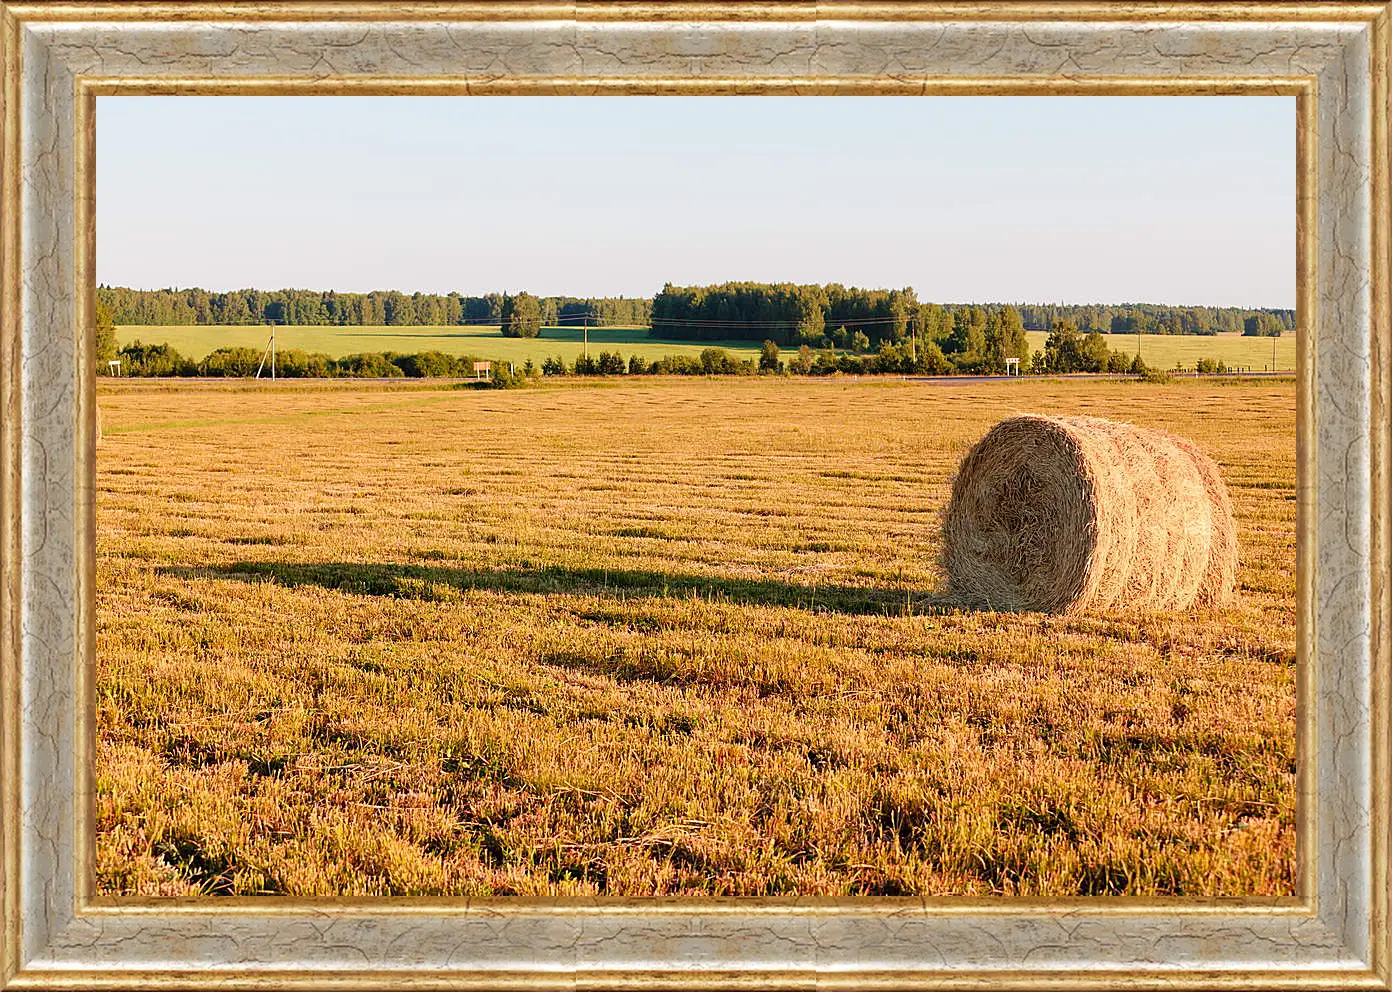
118 341 198 377
597 351 627 375
202 346 263 377
628 355 650 375
915 341 952 375
759 340 781 372
483 366 527 389
1106 351 1133 373
397 351 463 377
335 352 405 378
275 349 335 377
651 355 703 375
699 348 739 374
788 345 815 375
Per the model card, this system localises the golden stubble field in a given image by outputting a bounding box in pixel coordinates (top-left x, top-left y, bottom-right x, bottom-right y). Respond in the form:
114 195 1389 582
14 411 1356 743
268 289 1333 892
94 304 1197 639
95 376 1297 898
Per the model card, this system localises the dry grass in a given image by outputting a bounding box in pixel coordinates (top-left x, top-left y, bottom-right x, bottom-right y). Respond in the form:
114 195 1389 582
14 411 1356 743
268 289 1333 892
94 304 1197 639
95 376 1297 898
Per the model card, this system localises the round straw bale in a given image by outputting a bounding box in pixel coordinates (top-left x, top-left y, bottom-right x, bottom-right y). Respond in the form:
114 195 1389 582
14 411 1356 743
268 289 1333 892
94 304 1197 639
940 415 1238 613
1169 434 1239 608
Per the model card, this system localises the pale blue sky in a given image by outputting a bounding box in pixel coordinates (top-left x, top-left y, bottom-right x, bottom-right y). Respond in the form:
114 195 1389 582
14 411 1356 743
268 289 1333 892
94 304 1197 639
98 95 1295 308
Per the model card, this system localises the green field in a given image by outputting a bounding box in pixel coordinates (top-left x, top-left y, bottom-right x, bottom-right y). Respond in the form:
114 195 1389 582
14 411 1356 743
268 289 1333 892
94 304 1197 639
115 324 763 366
1025 331 1296 373
117 325 1297 373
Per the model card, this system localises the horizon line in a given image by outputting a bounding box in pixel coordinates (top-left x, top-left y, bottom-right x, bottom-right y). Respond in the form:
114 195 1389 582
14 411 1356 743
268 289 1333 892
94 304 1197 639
98 283 1297 313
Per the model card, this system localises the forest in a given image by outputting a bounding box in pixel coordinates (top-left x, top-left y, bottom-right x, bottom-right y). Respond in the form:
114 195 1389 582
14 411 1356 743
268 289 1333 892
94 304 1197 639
648 282 1294 347
95 286 651 329
96 284 1294 340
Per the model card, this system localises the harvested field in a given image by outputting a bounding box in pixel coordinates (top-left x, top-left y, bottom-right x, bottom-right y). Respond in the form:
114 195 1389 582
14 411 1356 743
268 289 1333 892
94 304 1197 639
95 376 1297 898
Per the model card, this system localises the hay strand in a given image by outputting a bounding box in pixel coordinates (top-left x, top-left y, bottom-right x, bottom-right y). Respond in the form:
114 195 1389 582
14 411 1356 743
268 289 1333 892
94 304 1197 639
940 415 1238 614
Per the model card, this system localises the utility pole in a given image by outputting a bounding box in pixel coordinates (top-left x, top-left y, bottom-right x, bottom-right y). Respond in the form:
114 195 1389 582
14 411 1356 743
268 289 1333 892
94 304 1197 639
584 313 590 360
255 324 278 380
1272 329 1277 373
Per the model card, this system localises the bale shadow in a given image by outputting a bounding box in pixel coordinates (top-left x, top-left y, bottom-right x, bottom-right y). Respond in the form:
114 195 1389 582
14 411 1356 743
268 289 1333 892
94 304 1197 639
157 560 961 618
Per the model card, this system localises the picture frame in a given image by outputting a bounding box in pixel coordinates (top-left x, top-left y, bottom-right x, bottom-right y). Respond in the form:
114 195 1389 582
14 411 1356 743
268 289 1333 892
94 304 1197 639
1 1 1388 988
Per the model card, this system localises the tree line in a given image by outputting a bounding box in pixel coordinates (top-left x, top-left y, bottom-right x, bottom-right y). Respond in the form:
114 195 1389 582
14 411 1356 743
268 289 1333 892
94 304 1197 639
95 286 651 328
97 283 1293 341
650 282 1294 347
1016 302 1292 336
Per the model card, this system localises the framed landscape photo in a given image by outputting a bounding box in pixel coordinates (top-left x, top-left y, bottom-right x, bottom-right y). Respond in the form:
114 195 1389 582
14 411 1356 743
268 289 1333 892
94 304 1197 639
1 1 1390 989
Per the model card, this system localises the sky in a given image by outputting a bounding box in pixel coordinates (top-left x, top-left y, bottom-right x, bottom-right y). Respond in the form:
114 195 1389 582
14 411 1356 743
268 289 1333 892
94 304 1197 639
98 95 1295 309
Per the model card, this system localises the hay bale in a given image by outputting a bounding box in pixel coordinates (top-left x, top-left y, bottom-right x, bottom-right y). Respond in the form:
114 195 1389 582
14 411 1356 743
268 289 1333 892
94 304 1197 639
940 415 1238 613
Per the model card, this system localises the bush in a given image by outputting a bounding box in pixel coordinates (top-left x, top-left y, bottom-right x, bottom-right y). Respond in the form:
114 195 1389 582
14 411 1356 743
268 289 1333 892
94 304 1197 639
397 350 463 377
699 348 740 374
788 344 815 375
483 366 527 389
650 354 704 375
915 341 952 375
335 352 405 377
628 355 650 375
202 346 263 377
119 341 198 377
759 340 781 372
597 351 627 375
541 356 567 376
1106 351 1133 373
275 348 335 377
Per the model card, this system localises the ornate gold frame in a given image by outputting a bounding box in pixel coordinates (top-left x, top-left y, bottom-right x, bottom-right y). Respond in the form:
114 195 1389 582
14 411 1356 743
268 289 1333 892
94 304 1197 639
1 2 1388 989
